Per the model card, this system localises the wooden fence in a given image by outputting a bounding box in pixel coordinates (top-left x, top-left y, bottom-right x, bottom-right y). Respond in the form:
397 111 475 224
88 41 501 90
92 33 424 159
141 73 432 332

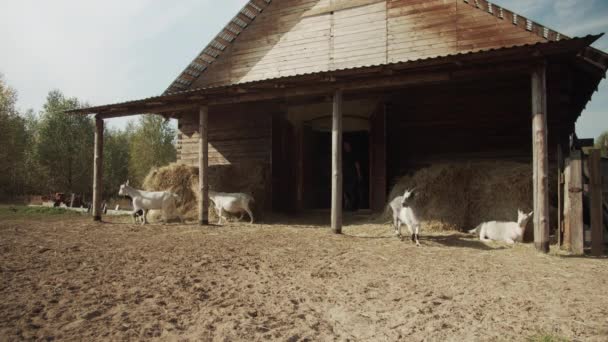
559 148 606 256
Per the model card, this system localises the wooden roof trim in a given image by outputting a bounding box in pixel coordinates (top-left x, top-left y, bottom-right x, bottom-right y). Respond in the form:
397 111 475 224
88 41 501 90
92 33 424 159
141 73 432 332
164 0 271 95
462 0 569 43
248 0 266 12
462 0 608 69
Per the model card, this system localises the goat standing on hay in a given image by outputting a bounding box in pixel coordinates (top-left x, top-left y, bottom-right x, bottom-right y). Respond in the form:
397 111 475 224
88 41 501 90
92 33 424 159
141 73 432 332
118 181 182 225
208 191 255 225
468 209 533 244
389 188 421 246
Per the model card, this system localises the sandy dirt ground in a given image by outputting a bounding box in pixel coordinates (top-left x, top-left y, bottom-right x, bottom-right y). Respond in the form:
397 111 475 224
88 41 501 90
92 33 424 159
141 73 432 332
1 213 607 341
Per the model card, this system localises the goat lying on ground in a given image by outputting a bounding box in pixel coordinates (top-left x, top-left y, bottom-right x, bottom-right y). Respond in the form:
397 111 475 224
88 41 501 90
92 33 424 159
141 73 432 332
208 191 255 225
389 188 422 246
118 181 182 225
468 209 533 244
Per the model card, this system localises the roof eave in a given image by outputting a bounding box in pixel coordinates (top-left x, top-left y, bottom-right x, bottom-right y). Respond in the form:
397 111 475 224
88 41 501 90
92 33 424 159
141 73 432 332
65 35 603 118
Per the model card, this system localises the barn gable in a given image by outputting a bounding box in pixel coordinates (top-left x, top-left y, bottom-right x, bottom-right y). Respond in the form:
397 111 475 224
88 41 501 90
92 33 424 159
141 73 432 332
166 0 575 93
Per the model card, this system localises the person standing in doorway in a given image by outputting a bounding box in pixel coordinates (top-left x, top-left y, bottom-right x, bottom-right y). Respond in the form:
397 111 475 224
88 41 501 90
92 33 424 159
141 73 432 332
343 141 362 211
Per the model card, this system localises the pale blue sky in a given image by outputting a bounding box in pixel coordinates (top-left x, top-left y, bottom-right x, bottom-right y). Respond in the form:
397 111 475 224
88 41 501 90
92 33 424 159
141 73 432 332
1 0 607 138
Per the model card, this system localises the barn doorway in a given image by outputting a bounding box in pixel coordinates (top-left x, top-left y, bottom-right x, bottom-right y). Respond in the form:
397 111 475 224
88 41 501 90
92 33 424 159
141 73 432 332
307 130 370 210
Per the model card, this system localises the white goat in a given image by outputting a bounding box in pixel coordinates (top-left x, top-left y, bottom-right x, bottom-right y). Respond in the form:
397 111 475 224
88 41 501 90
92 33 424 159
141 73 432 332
388 194 404 232
468 209 533 244
390 188 421 246
118 181 182 225
208 191 255 225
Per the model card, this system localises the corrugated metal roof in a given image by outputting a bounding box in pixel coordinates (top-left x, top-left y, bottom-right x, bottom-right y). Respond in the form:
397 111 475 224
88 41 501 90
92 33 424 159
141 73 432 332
164 0 272 94
66 35 604 116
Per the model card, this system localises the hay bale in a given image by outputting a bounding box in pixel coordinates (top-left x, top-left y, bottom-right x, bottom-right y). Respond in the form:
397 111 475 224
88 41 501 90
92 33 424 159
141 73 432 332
142 162 268 222
142 163 201 220
386 161 542 232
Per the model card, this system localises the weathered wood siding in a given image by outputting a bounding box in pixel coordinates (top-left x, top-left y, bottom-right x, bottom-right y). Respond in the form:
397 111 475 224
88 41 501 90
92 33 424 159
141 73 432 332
178 110 272 166
177 105 273 210
387 0 543 62
191 0 545 88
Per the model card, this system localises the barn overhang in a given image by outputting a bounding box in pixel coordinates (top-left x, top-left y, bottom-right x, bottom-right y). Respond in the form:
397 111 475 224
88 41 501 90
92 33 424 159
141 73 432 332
66 35 605 120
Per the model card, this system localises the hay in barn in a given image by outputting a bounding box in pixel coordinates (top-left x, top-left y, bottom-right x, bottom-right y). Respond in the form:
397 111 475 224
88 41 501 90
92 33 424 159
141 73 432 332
386 161 540 232
142 163 201 220
142 162 268 222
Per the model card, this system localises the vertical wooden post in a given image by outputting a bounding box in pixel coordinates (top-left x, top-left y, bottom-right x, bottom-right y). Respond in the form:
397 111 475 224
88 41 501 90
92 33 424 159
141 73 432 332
557 145 563 247
563 161 571 249
531 64 550 253
567 151 584 255
92 116 104 221
199 106 209 225
331 89 343 234
589 149 604 256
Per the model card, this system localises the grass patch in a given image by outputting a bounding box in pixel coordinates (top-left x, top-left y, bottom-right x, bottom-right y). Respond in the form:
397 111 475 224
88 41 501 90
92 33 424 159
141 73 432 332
527 333 569 342
0 205 84 218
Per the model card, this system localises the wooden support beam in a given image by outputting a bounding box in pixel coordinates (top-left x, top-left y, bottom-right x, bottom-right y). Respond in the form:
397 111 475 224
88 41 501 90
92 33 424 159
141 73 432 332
589 149 604 256
198 106 210 225
331 89 343 234
566 151 585 255
563 161 572 250
557 145 564 246
209 72 451 106
98 103 200 119
92 117 104 221
531 64 550 253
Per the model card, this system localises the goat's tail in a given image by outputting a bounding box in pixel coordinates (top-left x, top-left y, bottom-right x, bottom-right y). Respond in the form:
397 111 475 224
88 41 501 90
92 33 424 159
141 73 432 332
468 224 482 234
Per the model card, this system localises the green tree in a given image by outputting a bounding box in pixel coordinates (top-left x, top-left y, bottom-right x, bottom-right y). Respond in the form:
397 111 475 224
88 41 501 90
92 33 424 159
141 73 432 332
0 74 29 198
20 109 44 194
103 128 131 197
595 130 608 157
36 90 94 194
128 115 176 186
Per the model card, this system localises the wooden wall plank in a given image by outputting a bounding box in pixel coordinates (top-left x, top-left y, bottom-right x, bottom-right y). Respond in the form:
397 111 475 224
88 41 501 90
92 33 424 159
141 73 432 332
177 107 272 166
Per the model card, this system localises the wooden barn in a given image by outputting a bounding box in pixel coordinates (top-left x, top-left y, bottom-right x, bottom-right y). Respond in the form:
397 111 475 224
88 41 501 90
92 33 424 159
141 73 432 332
68 0 608 253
